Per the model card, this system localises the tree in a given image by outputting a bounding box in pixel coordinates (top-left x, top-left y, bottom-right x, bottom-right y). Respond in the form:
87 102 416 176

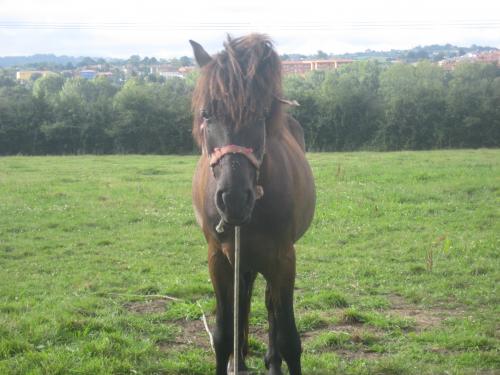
41 77 116 154
0 85 44 154
316 50 328 59
168 58 182 69
180 56 193 67
376 61 446 150
33 74 65 101
445 63 500 147
283 72 325 150
318 61 383 151
0 69 16 87
42 78 88 153
0 58 498 155
111 78 193 153
78 57 96 67
128 55 141 67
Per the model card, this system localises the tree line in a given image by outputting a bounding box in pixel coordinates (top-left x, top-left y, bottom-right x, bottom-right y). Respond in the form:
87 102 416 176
0 60 498 155
285 61 499 150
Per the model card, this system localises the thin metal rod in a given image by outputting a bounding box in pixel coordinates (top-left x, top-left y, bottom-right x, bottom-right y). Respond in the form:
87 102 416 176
233 226 241 374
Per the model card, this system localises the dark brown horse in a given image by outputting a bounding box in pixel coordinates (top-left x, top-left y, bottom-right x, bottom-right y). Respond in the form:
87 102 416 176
190 34 315 375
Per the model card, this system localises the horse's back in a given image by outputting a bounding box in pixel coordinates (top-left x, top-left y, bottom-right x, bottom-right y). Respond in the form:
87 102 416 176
286 115 306 152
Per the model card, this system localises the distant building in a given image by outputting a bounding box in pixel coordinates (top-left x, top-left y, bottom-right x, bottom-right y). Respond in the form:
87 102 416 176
476 51 500 65
150 64 175 75
148 64 188 79
79 70 97 79
438 60 457 71
96 72 113 78
438 50 500 70
16 71 54 81
159 71 184 79
178 66 196 75
282 59 354 75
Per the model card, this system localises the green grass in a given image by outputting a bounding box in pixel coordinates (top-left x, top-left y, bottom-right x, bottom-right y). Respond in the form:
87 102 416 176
0 150 499 374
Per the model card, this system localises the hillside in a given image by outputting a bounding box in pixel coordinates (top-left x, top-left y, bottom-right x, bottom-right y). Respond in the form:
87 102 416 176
2 44 498 68
0 54 84 68
333 44 499 62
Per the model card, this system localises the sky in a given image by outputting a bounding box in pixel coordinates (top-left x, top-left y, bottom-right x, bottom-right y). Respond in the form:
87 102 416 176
1 0 499 58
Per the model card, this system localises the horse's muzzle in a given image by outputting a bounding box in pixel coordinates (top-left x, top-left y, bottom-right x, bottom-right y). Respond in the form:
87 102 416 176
215 188 255 225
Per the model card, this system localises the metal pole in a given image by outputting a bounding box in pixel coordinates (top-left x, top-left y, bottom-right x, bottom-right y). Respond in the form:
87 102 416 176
233 226 241 374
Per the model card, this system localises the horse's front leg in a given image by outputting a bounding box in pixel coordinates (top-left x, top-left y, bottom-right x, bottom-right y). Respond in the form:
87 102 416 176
264 245 302 375
209 245 233 375
227 270 257 374
264 281 283 375
209 244 254 374
240 271 258 360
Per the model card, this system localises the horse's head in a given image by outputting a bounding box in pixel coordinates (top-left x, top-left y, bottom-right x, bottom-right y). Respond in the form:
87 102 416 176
200 108 265 226
190 35 282 226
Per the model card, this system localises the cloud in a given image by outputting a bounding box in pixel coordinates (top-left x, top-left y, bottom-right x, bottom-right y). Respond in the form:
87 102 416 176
0 0 499 57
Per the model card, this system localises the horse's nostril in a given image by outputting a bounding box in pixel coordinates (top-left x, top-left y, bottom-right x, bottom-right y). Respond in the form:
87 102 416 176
222 192 230 207
216 190 225 211
220 190 253 209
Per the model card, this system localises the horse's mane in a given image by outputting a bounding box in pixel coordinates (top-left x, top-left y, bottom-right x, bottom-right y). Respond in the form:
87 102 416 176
192 34 283 146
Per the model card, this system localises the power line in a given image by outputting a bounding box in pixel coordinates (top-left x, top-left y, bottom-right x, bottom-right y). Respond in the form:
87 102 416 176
0 20 499 31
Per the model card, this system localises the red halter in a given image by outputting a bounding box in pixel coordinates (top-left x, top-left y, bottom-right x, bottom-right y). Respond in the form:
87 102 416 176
209 145 260 170
200 118 263 171
209 144 264 202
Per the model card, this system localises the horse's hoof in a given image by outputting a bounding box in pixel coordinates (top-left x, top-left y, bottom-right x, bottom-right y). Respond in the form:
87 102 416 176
267 367 283 375
227 360 250 375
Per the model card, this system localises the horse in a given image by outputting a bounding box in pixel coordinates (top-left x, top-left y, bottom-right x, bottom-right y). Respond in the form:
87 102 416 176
190 34 315 375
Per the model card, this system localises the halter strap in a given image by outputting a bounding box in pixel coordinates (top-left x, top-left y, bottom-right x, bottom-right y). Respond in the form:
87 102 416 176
209 145 260 170
200 117 264 171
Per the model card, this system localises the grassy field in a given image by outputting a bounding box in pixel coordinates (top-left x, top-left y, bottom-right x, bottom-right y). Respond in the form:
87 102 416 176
0 150 498 374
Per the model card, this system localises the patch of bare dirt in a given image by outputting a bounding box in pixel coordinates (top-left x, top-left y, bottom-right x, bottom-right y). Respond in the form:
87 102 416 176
300 324 380 342
249 325 268 344
300 323 385 361
124 299 169 314
387 295 464 330
132 295 466 363
336 349 384 361
159 316 269 353
163 317 214 350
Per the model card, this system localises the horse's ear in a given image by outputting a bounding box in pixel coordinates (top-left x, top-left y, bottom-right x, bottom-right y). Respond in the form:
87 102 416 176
189 40 212 67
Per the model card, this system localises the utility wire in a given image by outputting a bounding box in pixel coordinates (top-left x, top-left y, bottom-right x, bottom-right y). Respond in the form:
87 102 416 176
0 20 499 31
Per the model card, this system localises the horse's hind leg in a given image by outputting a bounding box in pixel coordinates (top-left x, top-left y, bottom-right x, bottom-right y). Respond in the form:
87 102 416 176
265 245 302 375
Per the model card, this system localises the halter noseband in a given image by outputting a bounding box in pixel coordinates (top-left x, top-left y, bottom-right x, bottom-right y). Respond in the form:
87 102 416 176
200 117 265 173
209 145 260 170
